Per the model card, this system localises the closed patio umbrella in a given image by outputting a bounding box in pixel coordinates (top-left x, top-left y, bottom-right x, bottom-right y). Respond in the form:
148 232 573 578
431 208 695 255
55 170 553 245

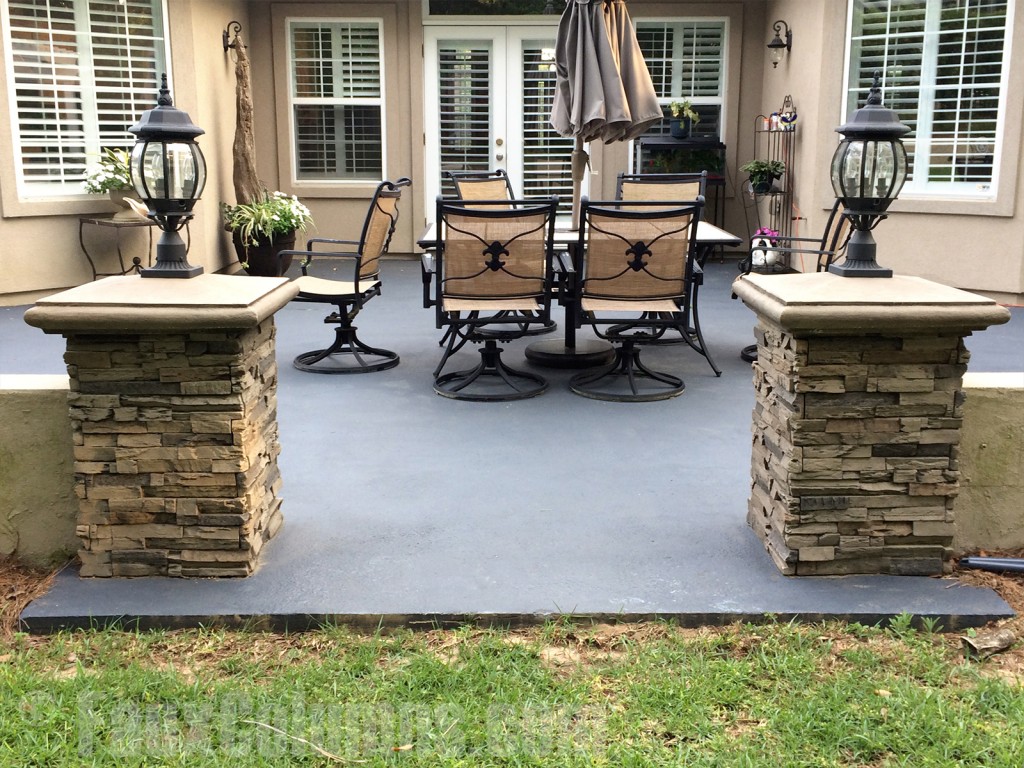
551 0 662 228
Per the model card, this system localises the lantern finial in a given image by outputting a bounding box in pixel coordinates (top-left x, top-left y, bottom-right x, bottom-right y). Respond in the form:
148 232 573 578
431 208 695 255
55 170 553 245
865 71 883 106
157 73 173 107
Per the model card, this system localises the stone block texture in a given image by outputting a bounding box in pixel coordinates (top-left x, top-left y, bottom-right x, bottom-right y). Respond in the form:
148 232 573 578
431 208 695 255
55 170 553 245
67 322 283 577
748 321 967 576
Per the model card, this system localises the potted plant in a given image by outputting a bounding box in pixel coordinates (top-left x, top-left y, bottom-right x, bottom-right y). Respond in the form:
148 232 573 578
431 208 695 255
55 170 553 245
82 148 141 221
740 159 786 194
750 227 781 268
668 100 701 139
223 190 314 276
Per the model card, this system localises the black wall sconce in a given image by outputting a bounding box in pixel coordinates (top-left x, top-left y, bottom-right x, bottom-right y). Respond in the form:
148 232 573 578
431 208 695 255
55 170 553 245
767 20 792 68
223 20 243 52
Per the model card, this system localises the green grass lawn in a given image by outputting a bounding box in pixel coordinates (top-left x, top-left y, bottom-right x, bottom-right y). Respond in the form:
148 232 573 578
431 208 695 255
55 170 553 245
1 618 1022 767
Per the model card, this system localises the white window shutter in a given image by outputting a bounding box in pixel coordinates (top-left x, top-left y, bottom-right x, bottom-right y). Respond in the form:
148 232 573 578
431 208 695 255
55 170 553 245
7 0 166 195
847 0 1008 196
290 21 384 181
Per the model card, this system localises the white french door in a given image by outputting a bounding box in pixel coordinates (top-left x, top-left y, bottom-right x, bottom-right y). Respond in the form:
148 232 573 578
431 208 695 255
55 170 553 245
423 26 577 218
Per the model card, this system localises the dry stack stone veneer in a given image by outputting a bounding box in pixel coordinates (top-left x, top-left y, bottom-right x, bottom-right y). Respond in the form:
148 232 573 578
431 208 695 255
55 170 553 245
24 274 299 577
733 272 1010 577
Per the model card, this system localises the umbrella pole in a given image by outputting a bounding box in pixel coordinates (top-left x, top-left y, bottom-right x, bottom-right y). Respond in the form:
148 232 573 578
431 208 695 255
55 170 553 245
570 136 587 231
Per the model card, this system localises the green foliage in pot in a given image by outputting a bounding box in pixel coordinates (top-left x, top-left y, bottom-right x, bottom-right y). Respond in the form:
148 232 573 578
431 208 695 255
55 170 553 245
740 159 786 184
669 100 701 125
222 190 314 247
82 148 133 193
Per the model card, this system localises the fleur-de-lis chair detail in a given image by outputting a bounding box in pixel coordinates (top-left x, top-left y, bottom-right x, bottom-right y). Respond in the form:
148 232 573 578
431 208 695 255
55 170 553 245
569 197 704 401
427 196 559 401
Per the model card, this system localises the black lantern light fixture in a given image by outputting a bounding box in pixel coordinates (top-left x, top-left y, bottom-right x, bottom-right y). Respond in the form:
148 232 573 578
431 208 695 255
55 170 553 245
128 74 207 278
828 71 911 278
767 20 792 68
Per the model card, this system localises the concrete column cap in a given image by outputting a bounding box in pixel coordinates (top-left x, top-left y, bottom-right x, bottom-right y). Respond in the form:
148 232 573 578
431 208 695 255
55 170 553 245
733 272 1011 335
24 274 300 333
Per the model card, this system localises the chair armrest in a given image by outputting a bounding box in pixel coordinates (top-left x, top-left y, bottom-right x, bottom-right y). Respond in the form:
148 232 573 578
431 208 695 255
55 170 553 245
689 260 704 286
554 250 574 275
275 249 308 276
278 248 360 277
421 253 436 307
307 237 361 249
768 235 823 247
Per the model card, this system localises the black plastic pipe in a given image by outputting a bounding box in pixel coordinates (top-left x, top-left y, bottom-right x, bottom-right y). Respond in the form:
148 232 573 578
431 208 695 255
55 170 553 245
960 557 1024 574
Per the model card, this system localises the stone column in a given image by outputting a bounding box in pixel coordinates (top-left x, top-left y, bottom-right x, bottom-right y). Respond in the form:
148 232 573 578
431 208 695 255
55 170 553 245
733 272 1010 577
25 274 299 577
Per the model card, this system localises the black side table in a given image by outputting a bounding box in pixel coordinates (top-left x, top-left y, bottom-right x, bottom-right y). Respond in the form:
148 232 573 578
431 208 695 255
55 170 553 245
79 217 156 280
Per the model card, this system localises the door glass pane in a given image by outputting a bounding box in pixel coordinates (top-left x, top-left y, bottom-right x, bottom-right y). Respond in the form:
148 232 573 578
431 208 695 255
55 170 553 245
520 41 573 208
437 42 492 196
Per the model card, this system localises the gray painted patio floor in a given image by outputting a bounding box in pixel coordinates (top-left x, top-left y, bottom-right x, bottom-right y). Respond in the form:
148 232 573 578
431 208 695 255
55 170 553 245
6 259 1022 632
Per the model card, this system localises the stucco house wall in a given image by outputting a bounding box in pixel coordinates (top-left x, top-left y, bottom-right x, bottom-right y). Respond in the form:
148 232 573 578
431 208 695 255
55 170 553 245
0 0 1022 305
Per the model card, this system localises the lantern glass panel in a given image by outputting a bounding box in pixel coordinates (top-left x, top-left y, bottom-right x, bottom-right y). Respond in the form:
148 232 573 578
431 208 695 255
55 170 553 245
831 139 907 208
768 44 785 67
131 141 206 202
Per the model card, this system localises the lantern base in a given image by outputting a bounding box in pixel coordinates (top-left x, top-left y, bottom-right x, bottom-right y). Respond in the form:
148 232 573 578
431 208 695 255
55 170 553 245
141 227 204 279
141 263 204 279
827 228 892 278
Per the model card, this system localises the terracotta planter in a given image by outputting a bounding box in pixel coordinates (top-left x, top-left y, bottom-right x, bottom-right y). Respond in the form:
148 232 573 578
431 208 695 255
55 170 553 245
231 230 296 277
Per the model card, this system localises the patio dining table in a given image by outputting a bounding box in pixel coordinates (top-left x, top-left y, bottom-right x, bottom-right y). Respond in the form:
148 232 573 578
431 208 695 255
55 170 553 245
418 219 742 368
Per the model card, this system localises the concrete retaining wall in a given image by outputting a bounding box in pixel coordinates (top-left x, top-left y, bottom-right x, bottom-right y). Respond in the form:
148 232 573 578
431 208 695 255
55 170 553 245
955 372 1024 554
0 375 77 568
1 371 1021 569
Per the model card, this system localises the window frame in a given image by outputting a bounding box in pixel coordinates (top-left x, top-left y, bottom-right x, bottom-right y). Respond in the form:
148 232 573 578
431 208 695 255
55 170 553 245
1 0 171 209
841 0 1017 214
634 17 729 139
285 16 387 188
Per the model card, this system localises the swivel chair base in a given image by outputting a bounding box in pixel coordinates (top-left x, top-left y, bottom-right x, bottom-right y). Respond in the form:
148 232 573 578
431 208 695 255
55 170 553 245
569 340 684 402
434 339 547 401
293 324 399 374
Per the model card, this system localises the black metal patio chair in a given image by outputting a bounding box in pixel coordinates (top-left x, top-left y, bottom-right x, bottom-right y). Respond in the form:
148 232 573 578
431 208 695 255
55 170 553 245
425 196 559 401
568 196 704 402
444 169 516 207
616 171 706 208
739 197 852 276
613 172 720 376
280 177 411 374
736 198 853 361
442 169 555 339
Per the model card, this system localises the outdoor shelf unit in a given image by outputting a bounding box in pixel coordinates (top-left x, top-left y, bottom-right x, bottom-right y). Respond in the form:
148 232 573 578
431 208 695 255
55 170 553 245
633 136 726 228
744 118 796 271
